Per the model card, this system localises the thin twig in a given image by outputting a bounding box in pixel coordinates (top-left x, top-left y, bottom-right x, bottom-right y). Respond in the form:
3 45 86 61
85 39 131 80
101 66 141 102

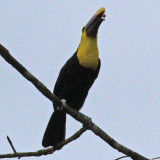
54 126 87 150
0 127 87 158
151 157 160 160
7 136 17 153
0 44 149 160
115 156 129 160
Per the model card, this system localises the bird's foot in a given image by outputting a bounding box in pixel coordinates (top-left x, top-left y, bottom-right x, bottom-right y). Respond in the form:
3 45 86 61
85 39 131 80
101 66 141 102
83 116 93 129
57 99 67 111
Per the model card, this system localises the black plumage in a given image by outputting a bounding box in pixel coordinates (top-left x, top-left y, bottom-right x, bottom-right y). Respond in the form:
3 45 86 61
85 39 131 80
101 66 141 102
42 7 105 147
42 52 101 147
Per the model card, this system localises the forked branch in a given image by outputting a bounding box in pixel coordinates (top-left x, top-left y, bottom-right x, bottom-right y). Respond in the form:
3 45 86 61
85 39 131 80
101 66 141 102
0 127 87 158
0 44 149 160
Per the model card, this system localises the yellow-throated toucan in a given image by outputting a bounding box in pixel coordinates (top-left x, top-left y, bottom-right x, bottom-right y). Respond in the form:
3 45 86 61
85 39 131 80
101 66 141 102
42 7 106 147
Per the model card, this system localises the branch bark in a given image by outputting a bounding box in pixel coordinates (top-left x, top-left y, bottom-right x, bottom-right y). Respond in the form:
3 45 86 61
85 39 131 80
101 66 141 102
7 136 17 153
0 127 87 158
0 44 149 160
115 156 129 160
152 157 160 160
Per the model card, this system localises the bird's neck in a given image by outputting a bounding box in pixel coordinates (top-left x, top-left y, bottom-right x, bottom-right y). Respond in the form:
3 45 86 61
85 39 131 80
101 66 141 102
77 35 99 70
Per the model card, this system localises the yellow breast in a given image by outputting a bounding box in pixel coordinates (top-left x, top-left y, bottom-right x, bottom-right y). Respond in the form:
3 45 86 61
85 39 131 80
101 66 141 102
77 32 99 70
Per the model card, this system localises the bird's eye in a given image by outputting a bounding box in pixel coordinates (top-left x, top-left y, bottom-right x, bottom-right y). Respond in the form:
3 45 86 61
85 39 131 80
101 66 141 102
82 27 85 32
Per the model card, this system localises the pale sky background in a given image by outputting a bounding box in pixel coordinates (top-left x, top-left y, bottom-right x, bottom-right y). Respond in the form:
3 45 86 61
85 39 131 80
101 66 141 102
0 1 160 160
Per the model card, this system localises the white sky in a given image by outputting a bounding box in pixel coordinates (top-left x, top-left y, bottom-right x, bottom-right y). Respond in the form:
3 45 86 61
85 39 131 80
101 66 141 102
0 1 160 159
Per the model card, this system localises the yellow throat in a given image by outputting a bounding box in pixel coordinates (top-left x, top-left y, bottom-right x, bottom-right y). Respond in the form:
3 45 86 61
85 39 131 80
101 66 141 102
77 32 99 70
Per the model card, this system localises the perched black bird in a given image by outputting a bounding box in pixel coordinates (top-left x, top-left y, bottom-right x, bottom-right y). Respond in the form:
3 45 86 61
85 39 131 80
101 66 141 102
42 7 106 147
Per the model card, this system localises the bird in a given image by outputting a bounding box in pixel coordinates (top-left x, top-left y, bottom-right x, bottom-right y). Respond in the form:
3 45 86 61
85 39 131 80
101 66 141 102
42 7 106 147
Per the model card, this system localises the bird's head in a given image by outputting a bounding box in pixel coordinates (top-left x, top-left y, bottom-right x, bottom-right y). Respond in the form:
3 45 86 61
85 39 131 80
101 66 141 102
81 7 106 39
77 7 106 69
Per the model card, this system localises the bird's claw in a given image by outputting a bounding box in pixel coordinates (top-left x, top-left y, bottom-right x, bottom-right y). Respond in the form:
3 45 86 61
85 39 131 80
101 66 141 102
57 99 67 111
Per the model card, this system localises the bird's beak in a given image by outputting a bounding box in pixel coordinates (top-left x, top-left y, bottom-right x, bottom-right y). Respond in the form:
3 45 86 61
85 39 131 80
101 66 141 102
85 7 106 37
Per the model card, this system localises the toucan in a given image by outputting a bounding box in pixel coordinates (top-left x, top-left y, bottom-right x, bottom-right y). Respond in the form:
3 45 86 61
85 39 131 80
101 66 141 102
42 7 106 147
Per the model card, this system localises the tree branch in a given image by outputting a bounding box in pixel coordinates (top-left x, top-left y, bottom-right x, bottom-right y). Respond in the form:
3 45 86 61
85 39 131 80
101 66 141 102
115 156 129 160
0 44 149 160
0 127 87 159
151 157 160 160
7 136 17 154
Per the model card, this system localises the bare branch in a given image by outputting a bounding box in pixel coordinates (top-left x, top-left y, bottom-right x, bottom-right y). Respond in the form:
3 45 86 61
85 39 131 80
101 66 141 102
0 127 87 159
0 44 149 160
0 147 54 159
7 136 17 153
115 156 129 160
54 126 87 150
151 157 160 160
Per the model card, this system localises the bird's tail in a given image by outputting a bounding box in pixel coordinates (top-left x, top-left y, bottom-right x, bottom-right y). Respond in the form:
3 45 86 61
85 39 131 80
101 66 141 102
42 111 66 147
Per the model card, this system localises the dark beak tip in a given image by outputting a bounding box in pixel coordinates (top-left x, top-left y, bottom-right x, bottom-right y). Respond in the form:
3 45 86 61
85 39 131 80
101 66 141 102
85 7 106 36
